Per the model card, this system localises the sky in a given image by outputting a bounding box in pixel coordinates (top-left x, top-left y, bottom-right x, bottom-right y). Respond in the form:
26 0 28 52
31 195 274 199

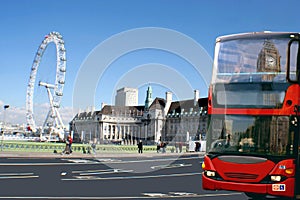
0 0 300 126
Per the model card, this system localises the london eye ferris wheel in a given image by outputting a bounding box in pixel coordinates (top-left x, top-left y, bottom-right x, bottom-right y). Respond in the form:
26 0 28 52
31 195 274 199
26 31 66 139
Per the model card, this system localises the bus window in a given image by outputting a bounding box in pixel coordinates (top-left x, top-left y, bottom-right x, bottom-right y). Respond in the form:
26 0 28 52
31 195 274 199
288 40 299 82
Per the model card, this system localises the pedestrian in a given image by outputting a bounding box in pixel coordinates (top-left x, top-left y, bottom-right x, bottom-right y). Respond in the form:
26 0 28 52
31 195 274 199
195 141 201 152
175 142 179 153
179 142 183 153
138 140 143 154
91 138 97 154
162 142 166 153
156 141 161 153
62 135 71 154
66 134 73 154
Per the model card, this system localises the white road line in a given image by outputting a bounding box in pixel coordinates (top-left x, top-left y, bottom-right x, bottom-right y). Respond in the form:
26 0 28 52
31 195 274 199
0 175 39 179
0 192 243 199
0 172 38 179
79 169 133 176
142 193 168 197
150 163 192 170
61 159 98 163
62 172 202 181
168 192 197 196
96 158 122 162
0 162 90 166
0 156 201 166
0 172 35 176
72 168 117 174
0 155 203 166
99 156 203 164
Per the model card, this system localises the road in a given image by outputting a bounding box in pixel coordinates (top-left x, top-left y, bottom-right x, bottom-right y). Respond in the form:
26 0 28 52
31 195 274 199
0 153 248 199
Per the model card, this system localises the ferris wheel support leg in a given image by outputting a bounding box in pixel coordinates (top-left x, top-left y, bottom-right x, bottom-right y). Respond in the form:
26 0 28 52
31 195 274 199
41 110 52 140
54 107 65 139
45 85 65 140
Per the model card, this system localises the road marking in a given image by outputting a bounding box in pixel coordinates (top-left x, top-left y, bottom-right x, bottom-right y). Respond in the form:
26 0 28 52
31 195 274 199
62 159 98 163
141 192 243 198
0 155 204 166
96 158 122 162
62 172 202 181
142 192 198 197
150 163 192 170
98 156 203 164
78 169 133 176
142 193 168 197
72 168 132 174
0 172 39 180
61 172 67 176
0 175 39 179
0 192 242 199
72 168 114 173
168 192 197 196
0 172 35 176
0 162 91 166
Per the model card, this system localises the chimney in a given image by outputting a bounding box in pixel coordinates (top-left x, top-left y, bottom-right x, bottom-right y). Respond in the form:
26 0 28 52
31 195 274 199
164 91 173 117
166 91 172 103
194 90 199 106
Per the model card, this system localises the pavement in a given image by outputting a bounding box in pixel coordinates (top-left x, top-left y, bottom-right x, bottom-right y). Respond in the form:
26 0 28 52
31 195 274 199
0 150 205 158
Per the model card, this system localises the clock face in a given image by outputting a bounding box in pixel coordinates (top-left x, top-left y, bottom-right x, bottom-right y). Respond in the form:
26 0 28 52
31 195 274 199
266 55 276 68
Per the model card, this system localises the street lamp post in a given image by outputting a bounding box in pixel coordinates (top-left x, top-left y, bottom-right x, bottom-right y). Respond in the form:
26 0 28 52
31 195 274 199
1 105 9 151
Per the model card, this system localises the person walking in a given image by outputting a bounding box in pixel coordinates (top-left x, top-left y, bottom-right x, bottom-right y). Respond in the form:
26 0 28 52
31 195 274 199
138 140 143 154
156 141 161 153
62 134 72 154
63 134 73 154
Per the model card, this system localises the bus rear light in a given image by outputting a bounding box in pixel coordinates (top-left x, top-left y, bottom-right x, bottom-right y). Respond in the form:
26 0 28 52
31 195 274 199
271 175 282 182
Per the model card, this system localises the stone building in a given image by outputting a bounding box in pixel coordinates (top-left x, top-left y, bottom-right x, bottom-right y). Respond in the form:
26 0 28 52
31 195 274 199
164 91 208 143
69 88 208 145
115 87 138 106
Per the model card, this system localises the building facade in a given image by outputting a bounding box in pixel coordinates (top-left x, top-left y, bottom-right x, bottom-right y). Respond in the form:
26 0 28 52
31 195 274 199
115 87 138 106
70 89 208 145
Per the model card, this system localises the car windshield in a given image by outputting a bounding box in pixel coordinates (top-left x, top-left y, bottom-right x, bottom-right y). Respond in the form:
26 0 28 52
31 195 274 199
207 115 295 157
212 38 297 84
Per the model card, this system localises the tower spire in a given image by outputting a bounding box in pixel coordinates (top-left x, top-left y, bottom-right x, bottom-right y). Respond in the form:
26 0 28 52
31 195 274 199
144 85 153 110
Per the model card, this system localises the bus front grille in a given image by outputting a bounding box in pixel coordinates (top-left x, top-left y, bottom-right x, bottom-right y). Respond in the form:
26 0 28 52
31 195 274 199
224 172 259 180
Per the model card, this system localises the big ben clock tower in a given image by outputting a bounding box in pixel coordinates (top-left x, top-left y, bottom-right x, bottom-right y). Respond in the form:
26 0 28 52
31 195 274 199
257 40 281 81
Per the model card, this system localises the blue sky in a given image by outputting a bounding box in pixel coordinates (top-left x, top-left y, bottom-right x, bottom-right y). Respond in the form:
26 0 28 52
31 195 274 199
0 0 300 125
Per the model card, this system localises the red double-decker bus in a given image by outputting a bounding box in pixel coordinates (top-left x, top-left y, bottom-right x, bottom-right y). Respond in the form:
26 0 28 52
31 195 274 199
202 32 300 199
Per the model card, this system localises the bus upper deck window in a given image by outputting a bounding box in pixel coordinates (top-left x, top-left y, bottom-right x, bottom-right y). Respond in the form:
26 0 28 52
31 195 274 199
287 39 299 83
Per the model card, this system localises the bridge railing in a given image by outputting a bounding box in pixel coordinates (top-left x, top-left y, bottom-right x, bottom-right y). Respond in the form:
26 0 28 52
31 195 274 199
0 141 177 154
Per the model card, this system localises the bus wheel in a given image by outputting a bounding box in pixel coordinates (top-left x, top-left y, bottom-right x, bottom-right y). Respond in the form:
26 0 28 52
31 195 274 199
244 192 265 199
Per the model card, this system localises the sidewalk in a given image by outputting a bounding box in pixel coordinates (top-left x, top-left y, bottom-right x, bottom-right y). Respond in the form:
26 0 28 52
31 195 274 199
0 150 205 158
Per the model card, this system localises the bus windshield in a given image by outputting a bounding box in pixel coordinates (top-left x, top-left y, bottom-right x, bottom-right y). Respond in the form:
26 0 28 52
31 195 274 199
207 115 295 157
212 38 297 84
